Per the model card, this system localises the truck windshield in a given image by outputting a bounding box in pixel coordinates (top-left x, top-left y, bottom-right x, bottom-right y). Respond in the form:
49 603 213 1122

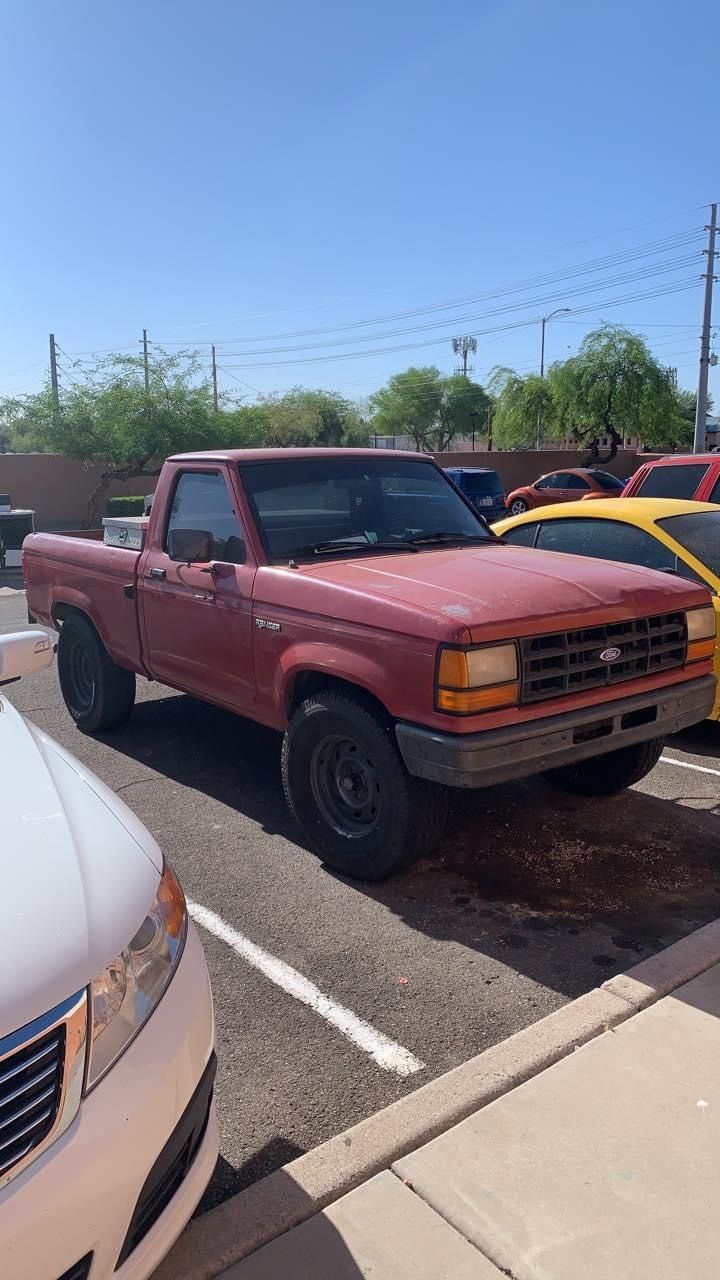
240 457 492 561
656 511 720 578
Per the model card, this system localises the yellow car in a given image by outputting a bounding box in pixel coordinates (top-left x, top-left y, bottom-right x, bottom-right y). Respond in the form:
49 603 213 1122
495 498 720 720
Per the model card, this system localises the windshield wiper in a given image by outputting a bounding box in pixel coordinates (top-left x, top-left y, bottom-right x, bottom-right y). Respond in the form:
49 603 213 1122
291 538 420 558
407 531 505 546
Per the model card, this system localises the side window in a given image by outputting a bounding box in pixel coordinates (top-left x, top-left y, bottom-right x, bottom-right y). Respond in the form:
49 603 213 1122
565 474 591 490
535 475 559 490
503 523 539 547
636 463 709 499
708 475 720 505
166 471 246 564
536 518 675 571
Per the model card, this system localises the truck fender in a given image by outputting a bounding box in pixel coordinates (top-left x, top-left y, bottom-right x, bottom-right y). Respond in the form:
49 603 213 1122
276 642 394 724
51 589 116 657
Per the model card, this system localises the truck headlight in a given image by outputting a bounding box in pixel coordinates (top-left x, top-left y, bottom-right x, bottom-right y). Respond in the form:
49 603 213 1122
85 862 187 1090
687 605 716 663
436 643 519 714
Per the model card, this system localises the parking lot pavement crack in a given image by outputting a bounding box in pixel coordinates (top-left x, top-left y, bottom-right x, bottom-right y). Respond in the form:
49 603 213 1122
114 777 155 795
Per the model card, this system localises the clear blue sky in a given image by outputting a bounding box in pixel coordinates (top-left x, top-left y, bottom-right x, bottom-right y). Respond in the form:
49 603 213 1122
0 0 717 408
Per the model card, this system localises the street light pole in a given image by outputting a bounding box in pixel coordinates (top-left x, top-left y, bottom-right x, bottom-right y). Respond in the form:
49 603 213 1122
535 307 570 451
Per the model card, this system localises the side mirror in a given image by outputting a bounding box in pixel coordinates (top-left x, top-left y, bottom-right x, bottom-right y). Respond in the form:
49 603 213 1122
167 528 213 563
0 630 54 686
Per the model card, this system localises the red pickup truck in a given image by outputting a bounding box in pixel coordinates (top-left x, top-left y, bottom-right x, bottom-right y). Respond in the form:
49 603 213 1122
24 449 716 880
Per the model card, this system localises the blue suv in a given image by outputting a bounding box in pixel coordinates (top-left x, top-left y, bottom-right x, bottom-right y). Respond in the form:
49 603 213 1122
444 467 506 521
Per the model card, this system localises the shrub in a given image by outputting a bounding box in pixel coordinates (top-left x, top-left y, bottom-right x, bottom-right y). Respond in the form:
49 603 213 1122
106 495 146 517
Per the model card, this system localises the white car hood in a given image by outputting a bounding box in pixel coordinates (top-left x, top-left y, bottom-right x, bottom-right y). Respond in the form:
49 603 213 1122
0 695 162 1040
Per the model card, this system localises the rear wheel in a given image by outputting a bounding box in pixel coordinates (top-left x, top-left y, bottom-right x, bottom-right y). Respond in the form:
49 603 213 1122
282 690 448 880
58 614 136 733
543 737 665 796
509 497 529 515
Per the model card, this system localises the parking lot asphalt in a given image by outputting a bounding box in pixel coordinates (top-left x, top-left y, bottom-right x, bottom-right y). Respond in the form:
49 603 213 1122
2 588 719 1212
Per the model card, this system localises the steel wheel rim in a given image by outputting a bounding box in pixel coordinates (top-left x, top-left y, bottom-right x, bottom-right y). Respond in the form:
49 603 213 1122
310 734 382 838
71 642 95 709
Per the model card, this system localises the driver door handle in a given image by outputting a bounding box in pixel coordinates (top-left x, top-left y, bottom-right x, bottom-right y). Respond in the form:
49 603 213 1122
146 567 166 580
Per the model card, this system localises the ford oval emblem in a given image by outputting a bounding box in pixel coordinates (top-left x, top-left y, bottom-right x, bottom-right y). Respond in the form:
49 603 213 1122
600 646 622 663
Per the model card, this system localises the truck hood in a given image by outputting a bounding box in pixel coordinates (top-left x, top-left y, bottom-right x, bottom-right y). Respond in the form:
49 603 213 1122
297 544 705 641
0 697 162 1040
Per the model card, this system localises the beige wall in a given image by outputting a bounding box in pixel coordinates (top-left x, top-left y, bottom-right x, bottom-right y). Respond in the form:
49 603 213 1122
0 448 668 529
0 454 155 528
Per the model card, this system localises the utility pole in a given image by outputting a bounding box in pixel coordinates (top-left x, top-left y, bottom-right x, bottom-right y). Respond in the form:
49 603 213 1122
211 343 219 412
49 334 59 405
694 202 717 455
535 307 570 451
487 402 493 453
142 328 150 393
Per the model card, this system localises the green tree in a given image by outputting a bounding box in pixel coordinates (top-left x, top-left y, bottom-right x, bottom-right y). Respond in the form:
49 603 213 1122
261 387 368 447
369 367 488 452
549 326 681 462
2 349 221 525
219 402 273 448
488 367 558 448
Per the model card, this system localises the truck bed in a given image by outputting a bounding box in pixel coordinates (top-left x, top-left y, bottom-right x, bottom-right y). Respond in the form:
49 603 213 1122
23 533 145 672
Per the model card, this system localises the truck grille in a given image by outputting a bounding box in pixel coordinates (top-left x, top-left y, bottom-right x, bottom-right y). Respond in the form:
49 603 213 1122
0 1027 65 1178
0 991 87 1189
519 611 687 704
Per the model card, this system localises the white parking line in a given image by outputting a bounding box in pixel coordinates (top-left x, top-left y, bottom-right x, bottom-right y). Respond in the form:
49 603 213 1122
188 899 426 1078
660 755 720 779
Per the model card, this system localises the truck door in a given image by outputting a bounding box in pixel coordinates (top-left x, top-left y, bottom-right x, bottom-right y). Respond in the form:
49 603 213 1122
139 467 256 711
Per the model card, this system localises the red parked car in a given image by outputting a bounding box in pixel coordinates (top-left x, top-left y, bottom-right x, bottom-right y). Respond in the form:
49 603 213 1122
505 468 625 516
622 454 720 504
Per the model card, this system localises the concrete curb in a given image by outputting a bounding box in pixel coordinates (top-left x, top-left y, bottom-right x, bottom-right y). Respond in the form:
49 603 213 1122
154 917 720 1280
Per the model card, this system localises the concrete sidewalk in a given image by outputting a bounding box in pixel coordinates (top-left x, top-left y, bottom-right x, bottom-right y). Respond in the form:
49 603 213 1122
222 962 720 1280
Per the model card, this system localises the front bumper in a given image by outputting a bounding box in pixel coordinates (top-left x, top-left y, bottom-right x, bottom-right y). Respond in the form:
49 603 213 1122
0 922 218 1280
396 674 716 789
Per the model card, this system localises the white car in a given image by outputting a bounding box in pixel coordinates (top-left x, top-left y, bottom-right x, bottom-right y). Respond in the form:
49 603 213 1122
0 631 218 1279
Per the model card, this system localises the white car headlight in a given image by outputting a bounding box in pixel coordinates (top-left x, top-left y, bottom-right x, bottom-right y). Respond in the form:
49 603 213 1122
86 862 187 1090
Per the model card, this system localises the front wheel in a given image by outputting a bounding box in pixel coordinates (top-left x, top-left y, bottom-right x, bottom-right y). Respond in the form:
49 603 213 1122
58 614 136 733
509 497 529 515
281 691 448 880
543 737 665 796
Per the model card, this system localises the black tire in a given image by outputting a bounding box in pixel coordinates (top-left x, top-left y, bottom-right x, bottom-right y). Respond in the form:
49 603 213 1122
543 736 665 796
281 691 448 880
509 497 529 515
58 613 136 733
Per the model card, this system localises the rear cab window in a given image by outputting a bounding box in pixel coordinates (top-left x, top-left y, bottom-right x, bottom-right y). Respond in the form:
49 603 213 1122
635 463 709 499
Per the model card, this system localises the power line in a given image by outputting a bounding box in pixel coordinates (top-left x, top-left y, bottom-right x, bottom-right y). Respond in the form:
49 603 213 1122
206 254 702 360
216 367 263 395
150 204 714 339
217 280 702 370
154 229 704 348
